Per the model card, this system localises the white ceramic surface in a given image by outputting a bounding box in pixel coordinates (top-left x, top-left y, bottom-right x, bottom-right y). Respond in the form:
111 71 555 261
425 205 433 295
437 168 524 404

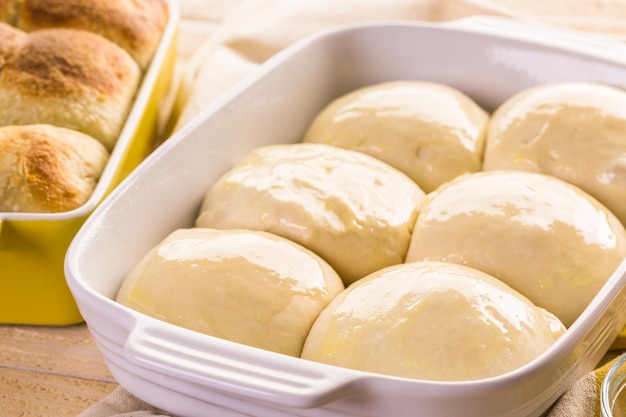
66 17 626 417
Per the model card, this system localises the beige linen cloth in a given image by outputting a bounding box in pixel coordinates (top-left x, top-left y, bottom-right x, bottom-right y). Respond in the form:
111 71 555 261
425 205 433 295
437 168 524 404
80 0 626 416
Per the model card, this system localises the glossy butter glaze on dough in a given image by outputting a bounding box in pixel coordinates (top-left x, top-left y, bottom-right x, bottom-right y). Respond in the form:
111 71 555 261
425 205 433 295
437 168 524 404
196 143 425 286
484 82 626 227
303 81 489 193
116 228 344 357
301 261 565 381
406 170 626 327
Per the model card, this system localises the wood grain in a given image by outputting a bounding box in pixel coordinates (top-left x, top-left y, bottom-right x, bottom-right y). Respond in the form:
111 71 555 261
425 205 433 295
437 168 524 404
0 324 118 416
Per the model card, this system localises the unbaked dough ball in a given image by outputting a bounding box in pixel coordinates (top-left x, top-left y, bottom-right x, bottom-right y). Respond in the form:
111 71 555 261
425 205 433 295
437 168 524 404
483 82 626 226
406 170 626 327
301 261 566 381
116 228 344 357
196 143 425 286
303 81 489 193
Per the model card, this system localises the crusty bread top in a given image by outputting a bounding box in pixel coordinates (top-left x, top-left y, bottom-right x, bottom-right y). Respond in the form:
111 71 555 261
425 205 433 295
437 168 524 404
0 21 24 63
4 27 139 99
14 0 168 69
0 0 21 24
0 124 109 213
0 27 140 150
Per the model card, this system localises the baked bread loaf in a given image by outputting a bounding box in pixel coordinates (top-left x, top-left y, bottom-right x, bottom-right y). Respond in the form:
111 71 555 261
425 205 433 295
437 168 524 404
196 143 425 286
301 261 566 381
8 0 168 69
116 228 345 357
303 81 489 193
406 170 626 327
0 0 20 24
483 82 626 227
0 124 109 213
0 27 140 150
0 0 167 213
0 21 24 61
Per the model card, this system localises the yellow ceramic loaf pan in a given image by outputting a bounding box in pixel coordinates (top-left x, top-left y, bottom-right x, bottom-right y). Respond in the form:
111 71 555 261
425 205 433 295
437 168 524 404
0 0 180 325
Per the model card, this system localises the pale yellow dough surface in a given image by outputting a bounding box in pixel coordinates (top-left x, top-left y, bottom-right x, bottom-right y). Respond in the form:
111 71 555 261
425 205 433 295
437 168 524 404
303 81 489 193
484 82 626 226
406 171 626 327
116 228 344 357
301 261 566 381
196 143 425 285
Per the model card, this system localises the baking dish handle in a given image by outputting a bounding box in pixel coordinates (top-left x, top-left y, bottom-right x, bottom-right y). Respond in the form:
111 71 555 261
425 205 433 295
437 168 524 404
445 15 626 62
124 321 360 409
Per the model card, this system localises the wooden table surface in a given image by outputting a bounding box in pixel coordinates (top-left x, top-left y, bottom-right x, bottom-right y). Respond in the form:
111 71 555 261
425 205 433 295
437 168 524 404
0 323 117 417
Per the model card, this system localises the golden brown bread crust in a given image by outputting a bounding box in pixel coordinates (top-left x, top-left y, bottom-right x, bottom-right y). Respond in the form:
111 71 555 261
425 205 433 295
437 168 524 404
6 28 135 97
0 28 141 150
0 0 163 213
0 21 24 64
14 0 168 69
0 0 22 24
0 124 109 213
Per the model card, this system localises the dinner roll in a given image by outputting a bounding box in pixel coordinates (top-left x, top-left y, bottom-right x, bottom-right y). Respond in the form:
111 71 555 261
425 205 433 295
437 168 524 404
196 143 425 286
0 28 140 150
301 261 566 381
0 0 20 24
12 0 168 69
406 170 626 327
303 81 489 193
116 228 344 357
483 82 626 226
0 22 24 60
0 124 109 213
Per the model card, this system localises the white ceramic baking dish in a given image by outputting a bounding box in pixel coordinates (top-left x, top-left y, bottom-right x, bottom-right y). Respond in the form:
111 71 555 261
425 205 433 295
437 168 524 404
65 16 626 417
